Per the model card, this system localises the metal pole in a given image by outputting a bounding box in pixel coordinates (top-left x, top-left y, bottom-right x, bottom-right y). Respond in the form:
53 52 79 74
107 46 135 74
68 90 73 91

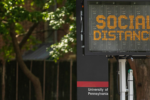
2 61 5 100
56 62 59 100
29 61 32 100
70 60 73 100
16 62 18 100
110 61 114 100
128 69 134 100
119 59 127 100
43 60 46 100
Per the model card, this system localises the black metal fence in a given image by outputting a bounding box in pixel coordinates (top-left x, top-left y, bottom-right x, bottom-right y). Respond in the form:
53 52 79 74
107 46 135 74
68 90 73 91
0 60 133 100
4 60 77 100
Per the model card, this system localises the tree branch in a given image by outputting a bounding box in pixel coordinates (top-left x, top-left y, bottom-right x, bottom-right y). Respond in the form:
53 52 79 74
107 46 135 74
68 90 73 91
19 22 39 49
10 24 43 100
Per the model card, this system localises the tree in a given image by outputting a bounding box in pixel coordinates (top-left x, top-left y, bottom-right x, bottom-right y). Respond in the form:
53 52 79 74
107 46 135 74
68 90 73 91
0 0 72 100
128 58 150 100
47 0 76 62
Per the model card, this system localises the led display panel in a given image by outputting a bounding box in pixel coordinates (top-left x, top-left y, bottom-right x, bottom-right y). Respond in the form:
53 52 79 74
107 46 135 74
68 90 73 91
85 1 150 55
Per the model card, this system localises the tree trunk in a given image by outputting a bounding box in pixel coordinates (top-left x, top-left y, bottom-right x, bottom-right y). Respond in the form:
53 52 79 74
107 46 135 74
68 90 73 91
10 25 43 100
128 59 150 100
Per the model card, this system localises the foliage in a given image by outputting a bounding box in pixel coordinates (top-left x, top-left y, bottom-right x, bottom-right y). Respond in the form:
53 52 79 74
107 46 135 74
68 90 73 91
0 0 61 60
0 0 76 62
48 29 76 62
47 0 76 62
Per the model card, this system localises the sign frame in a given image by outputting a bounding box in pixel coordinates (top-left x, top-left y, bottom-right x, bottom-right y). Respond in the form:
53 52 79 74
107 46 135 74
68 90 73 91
84 0 150 55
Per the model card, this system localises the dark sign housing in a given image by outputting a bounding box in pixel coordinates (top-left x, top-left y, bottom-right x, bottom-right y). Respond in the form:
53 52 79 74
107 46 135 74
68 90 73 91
84 0 150 55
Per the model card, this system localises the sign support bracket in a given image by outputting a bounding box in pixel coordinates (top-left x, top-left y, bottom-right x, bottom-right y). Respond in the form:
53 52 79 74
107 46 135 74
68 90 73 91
113 56 134 100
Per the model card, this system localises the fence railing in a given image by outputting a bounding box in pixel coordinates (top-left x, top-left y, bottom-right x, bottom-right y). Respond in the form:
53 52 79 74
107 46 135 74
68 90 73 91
3 60 76 100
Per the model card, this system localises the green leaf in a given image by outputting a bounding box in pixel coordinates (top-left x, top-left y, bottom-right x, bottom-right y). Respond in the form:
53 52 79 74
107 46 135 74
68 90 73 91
31 1 34 6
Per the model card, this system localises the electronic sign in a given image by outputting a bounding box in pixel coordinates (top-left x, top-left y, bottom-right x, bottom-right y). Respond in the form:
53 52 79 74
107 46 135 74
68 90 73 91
84 1 150 55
